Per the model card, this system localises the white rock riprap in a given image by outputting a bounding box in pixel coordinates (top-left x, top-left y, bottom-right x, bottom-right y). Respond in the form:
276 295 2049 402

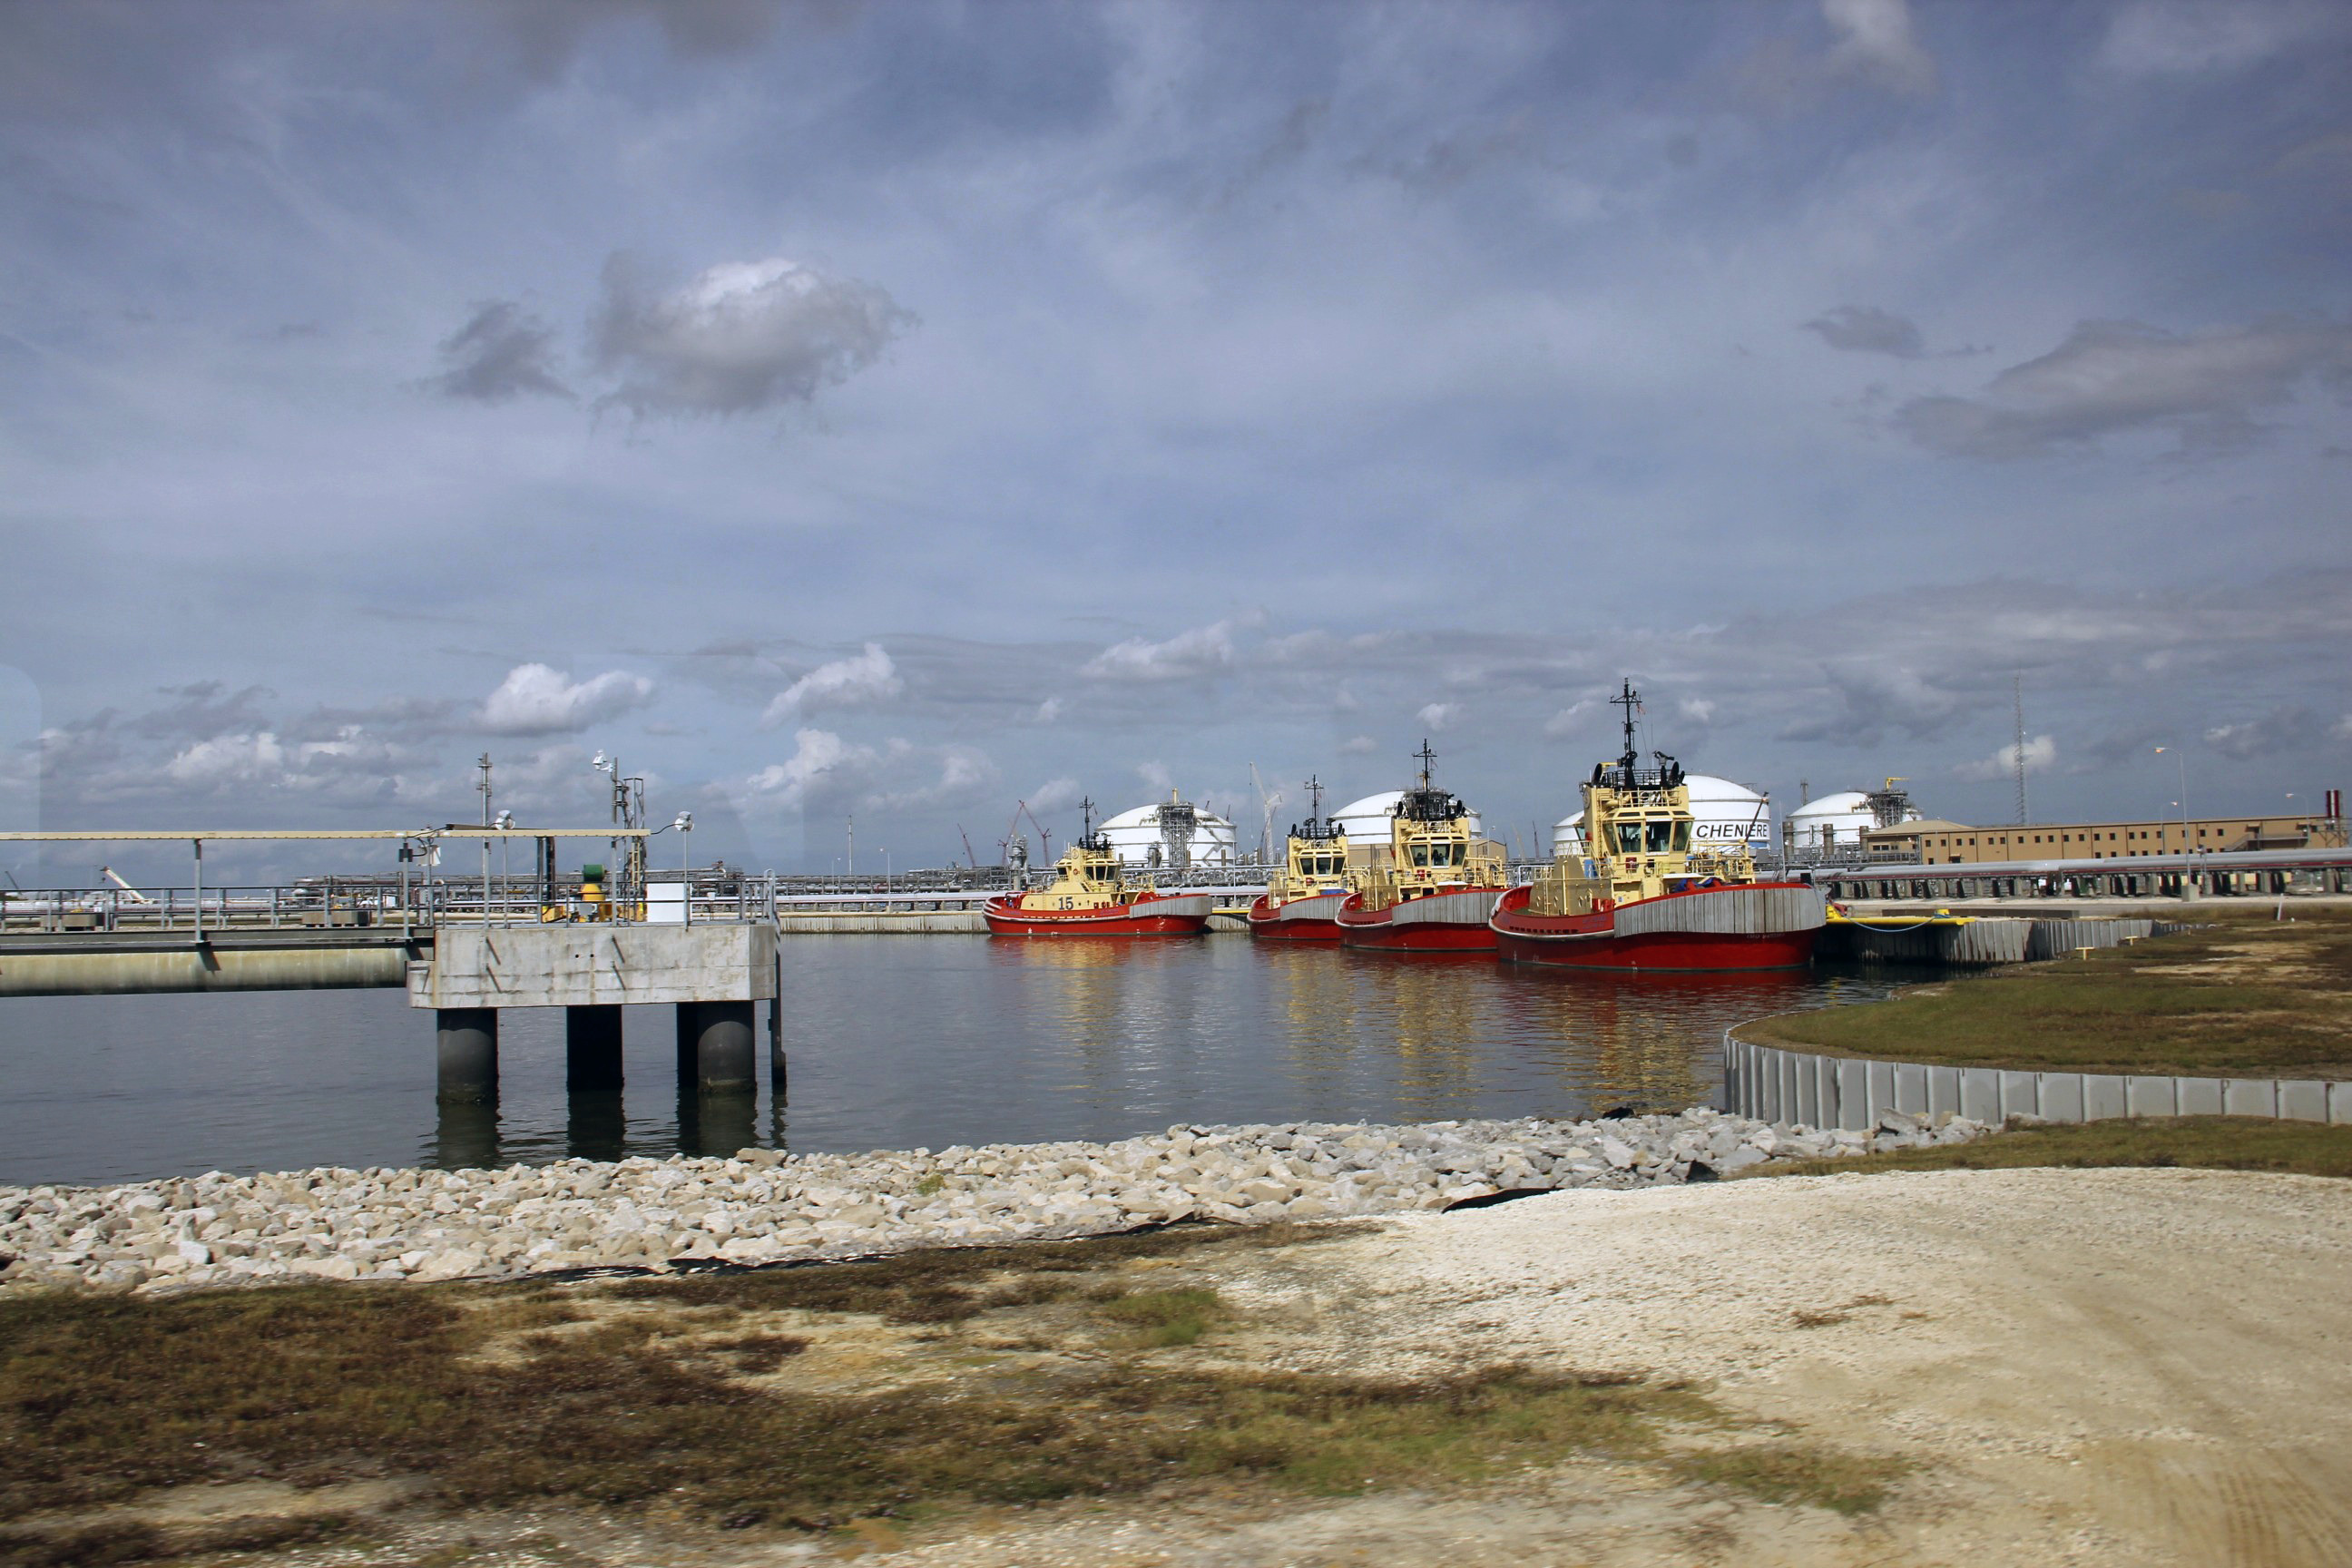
0 1107 1989 1295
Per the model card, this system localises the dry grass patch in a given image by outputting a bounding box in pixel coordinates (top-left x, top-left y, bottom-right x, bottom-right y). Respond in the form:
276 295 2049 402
0 1511 361 1568
0 1219 1920 1553
1740 1117 2352 1181
1747 908 2352 1076
1678 1444 1909 1514
1091 1287 1223 1348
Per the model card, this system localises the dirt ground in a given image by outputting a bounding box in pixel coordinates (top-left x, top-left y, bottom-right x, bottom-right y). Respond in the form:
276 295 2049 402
13 1167 2349 1568
849 1167 2352 1568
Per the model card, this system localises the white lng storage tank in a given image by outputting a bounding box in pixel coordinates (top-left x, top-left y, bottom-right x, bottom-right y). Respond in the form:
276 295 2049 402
1099 799 1238 868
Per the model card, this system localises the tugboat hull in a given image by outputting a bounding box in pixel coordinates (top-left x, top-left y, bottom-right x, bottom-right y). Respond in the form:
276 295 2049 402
1336 887 1502 952
1246 892 1347 941
983 892 1213 937
1490 883 1823 972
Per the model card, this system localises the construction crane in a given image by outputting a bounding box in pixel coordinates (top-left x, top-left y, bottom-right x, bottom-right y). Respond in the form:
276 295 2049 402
98 866 153 905
956 825 978 869
998 800 1054 871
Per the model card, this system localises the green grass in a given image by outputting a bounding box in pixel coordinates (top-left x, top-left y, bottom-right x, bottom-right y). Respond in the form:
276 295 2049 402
1740 1116 2352 1181
1676 1444 1909 1514
1091 1287 1223 1347
1747 908 2352 1076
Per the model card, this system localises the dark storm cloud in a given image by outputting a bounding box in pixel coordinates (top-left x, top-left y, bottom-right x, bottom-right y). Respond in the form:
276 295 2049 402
126 682 276 740
588 254 916 419
425 301 571 403
2202 705 2311 760
1896 318 2352 459
1803 305 1925 358
478 0 791 82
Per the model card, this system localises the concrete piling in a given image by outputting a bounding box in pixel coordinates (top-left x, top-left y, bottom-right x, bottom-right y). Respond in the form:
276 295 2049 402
565 1004 625 1091
435 1007 499 1103
768 999 788 1104
695 1000 756 1093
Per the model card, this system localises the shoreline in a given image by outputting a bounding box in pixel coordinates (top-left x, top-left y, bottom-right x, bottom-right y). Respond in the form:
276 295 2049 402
0 1107 1990 1295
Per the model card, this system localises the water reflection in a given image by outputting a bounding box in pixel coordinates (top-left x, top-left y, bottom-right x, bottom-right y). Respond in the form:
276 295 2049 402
432 1097 502 1171
0 941 1903 1186
565 1090 629 1163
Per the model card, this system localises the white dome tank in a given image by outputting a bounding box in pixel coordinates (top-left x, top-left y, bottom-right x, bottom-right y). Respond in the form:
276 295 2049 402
1553 773 1769 857
1098 799 1237 868
1333 789 1484 844
1785 790 1875 850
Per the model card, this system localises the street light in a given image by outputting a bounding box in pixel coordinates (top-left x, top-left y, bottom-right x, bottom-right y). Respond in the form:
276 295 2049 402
492 810 514 921
2156 746 2192 897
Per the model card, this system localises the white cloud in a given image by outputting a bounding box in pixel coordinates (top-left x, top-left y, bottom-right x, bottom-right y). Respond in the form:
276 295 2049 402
1822 0 1937 94
744 728 876 808
1082 620 1240 681
591 254 915 419
1136 760 1175 793
1957 733 2056 781
1416 701 1459 730
478 663 654 735
1896 318 2352 459
165 730 286 787
760 643 903 726
1034 696 1063 722
1026 777 1083 815
1339 735 1377 755
2097 2 2338 75
878 745 997 809
1542 701 1595 739
1679 698 1718 725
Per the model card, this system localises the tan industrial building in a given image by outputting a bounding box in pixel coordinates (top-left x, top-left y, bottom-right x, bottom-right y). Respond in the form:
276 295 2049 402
1864 809 2347 866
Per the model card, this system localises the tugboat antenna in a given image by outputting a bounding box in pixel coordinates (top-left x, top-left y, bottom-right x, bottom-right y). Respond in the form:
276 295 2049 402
1414 739 1437 790
1080 797 1094 839
1610 680 1642 773
1306 774 1323 828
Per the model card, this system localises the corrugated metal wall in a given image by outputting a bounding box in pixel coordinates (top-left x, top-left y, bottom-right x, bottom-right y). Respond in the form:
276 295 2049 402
1613 885 1826 937
1721 1032 2352 1129
1391 888 1504 926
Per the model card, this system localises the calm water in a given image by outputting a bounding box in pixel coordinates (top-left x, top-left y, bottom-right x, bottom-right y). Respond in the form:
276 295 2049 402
0 937 1899 1187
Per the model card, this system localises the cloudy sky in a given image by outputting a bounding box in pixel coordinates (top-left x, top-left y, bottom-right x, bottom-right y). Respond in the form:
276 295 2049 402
4 0 2349 880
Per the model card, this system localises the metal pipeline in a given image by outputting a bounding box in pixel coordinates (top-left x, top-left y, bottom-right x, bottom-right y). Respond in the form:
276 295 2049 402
0 946 410 997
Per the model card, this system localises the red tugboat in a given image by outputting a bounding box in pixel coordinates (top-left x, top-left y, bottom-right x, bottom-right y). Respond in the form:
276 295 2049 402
1334 742 1508 952
983 799 1214 937
1247 777 1355 941
1491 681 1825 971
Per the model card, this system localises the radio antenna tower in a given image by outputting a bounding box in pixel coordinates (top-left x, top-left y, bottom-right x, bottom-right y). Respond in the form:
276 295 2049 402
2012 675 2030 827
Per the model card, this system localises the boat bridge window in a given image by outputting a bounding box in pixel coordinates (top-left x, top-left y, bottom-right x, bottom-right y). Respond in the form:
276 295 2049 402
1614 824 1642 853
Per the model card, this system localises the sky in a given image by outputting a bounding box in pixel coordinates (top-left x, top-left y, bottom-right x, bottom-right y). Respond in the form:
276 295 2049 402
3 0 2349 883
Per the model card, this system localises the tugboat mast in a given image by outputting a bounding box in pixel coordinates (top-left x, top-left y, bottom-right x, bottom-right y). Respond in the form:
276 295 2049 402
1610 679 1642 774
